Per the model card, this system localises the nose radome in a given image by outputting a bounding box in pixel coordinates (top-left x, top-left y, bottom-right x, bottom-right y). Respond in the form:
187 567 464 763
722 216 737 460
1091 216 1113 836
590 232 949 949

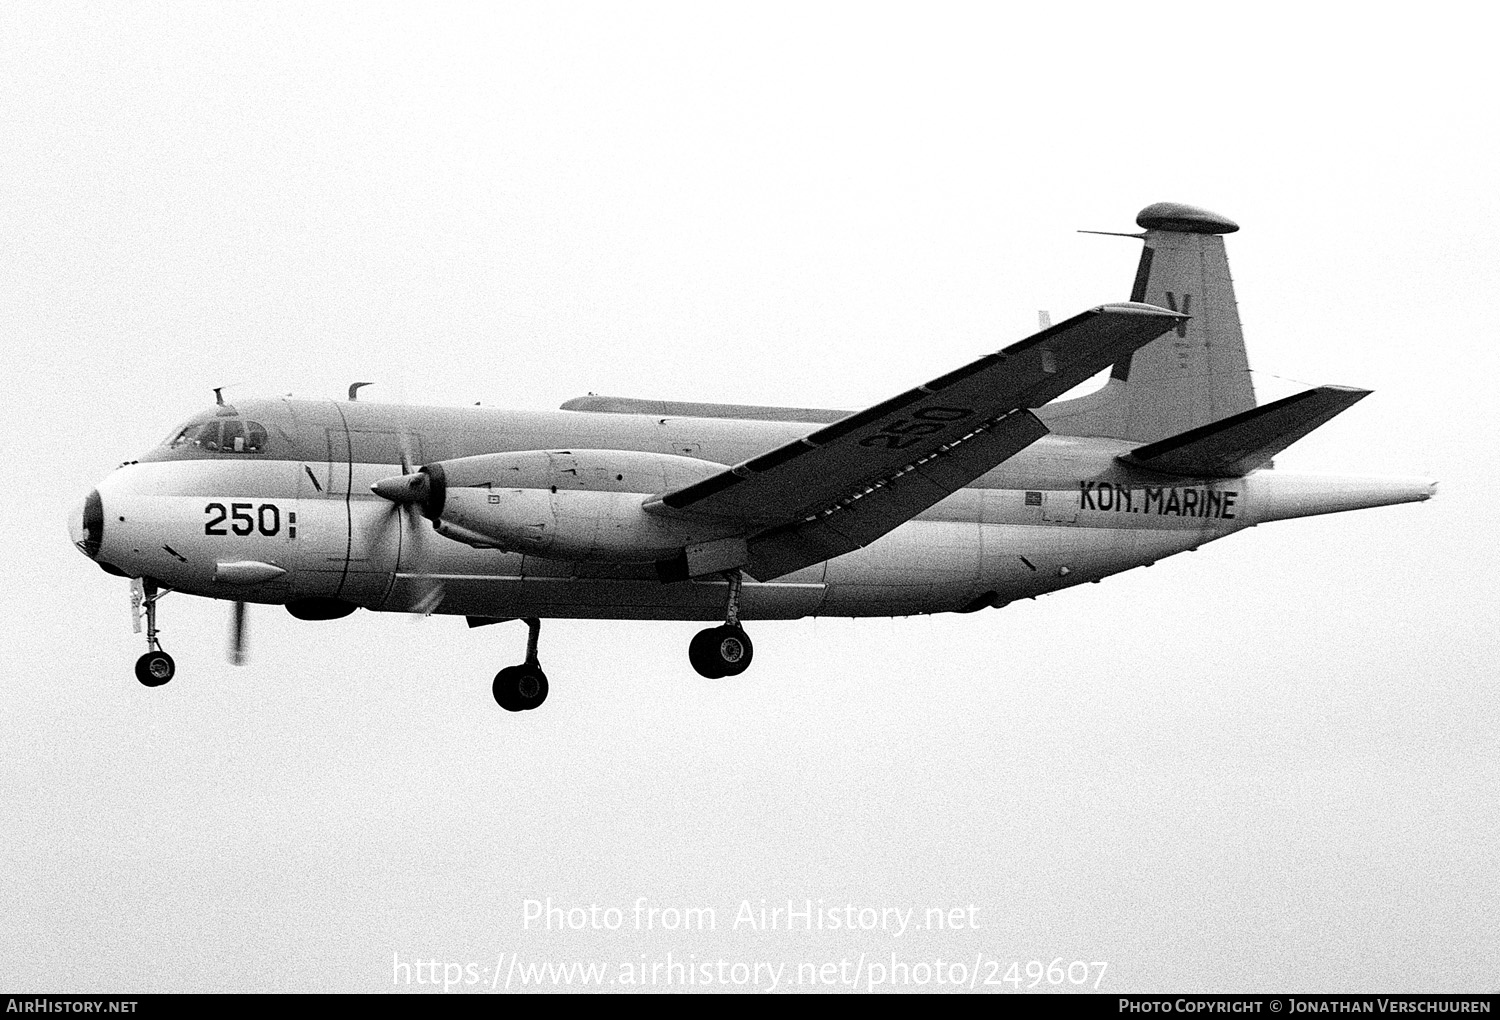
71 489 103 559
67 498 83 550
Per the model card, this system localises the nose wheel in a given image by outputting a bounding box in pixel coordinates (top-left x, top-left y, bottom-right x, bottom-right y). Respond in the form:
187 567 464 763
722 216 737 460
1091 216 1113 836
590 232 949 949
688 569 755 678
135 650 176 687
131 579 175 687
493 617 549 711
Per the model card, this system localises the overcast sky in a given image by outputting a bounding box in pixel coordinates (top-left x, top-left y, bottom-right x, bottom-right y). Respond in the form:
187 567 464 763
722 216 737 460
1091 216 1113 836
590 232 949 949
2 1 1496 993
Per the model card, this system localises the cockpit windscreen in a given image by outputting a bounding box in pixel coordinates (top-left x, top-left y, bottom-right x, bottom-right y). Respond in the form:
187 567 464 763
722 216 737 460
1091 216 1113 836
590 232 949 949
167 418 269 454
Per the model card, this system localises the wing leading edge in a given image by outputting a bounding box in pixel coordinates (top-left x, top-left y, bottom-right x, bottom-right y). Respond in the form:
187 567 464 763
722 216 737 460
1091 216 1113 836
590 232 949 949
647 302 1188 580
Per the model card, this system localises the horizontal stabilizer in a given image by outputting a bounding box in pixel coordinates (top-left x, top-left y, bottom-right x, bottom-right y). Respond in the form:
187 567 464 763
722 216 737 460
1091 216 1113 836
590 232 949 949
1120 385 1371 478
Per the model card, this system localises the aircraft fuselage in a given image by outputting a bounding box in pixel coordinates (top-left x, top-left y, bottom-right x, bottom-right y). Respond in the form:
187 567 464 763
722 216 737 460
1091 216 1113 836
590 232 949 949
74 396 1414 623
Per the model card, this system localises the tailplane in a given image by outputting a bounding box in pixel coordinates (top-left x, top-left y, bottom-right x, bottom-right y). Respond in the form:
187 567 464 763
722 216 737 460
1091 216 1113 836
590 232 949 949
1040 201 1257 443
1120 385 1370 478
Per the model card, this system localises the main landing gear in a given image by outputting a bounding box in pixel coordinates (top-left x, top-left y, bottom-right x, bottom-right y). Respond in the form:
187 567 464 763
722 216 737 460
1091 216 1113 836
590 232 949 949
493 617 549 712
131 579 175 687
688 569 754 679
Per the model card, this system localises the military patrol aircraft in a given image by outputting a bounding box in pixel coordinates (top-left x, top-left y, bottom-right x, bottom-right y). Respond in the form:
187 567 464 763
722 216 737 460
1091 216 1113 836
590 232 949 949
69 202 1434 711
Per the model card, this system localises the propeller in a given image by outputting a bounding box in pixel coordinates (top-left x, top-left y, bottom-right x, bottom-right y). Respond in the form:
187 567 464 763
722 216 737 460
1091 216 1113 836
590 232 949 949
228 599 247 665
369 436 447 616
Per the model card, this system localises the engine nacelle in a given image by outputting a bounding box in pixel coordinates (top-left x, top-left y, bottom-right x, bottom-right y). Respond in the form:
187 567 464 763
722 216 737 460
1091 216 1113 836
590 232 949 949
412 449 738 562
439 449 724 494
438 486 732 561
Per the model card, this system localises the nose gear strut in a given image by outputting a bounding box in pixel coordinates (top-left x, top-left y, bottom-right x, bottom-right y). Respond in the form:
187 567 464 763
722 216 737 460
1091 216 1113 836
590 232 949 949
131 578 176 687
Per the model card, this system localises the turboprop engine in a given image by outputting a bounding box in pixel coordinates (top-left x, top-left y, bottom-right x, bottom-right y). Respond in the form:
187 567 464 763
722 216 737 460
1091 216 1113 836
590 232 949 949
371 449 736 563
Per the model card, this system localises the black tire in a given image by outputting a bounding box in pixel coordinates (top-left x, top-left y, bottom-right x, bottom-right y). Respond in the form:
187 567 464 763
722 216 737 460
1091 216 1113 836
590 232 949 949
514 667 548 710
493 665 549 712
134 651 175 687
713 625 754 677
688 628 727 678
689 625 753 678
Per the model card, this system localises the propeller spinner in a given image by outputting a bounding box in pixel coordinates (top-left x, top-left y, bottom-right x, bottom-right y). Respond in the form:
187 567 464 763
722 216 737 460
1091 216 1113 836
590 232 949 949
370 464 445 519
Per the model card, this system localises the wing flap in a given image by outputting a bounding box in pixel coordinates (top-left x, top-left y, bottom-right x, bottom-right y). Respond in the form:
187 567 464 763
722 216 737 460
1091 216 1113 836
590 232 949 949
1120 385 1371 478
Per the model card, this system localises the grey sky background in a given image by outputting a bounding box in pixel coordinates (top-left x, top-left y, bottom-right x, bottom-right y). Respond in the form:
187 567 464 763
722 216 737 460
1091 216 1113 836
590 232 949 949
2 1 1496 993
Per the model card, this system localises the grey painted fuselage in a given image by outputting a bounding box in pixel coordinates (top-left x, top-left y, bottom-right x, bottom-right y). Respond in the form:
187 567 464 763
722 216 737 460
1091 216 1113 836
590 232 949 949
82 394 1414 623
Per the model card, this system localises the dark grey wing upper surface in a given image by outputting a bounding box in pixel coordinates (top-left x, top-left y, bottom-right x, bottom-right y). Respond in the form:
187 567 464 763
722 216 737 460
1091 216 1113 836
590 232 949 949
738 411 1052 580
646 302 1187 580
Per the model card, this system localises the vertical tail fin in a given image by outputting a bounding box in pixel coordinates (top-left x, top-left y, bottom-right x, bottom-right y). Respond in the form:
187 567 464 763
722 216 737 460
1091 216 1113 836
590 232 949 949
1039 202 1257 443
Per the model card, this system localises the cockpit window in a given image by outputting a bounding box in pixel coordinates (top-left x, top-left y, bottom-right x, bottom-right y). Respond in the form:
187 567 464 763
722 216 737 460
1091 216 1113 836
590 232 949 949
221 419 245 452
168 422 212 449
167 418 268 454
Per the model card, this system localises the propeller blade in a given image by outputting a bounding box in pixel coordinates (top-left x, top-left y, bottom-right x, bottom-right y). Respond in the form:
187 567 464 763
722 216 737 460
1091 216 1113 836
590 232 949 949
403 503 445 616
396 428 418 476
228 600 247 665
373 432 446 615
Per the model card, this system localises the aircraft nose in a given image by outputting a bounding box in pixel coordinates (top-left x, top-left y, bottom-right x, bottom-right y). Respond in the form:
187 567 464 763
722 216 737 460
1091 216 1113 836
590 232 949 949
70 489 104 559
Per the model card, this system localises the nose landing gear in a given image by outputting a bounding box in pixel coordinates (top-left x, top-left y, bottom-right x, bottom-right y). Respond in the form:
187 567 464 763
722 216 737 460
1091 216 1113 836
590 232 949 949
688 569 754 679
493 617 549 712
131 578 175 687
135 650 175 687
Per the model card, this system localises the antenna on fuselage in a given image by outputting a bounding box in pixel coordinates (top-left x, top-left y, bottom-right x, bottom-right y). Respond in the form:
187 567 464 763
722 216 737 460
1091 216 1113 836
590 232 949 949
348 382 373 401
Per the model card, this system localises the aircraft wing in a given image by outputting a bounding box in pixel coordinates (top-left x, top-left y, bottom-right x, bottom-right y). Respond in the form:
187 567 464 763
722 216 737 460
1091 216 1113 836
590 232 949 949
645 302 1187 580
